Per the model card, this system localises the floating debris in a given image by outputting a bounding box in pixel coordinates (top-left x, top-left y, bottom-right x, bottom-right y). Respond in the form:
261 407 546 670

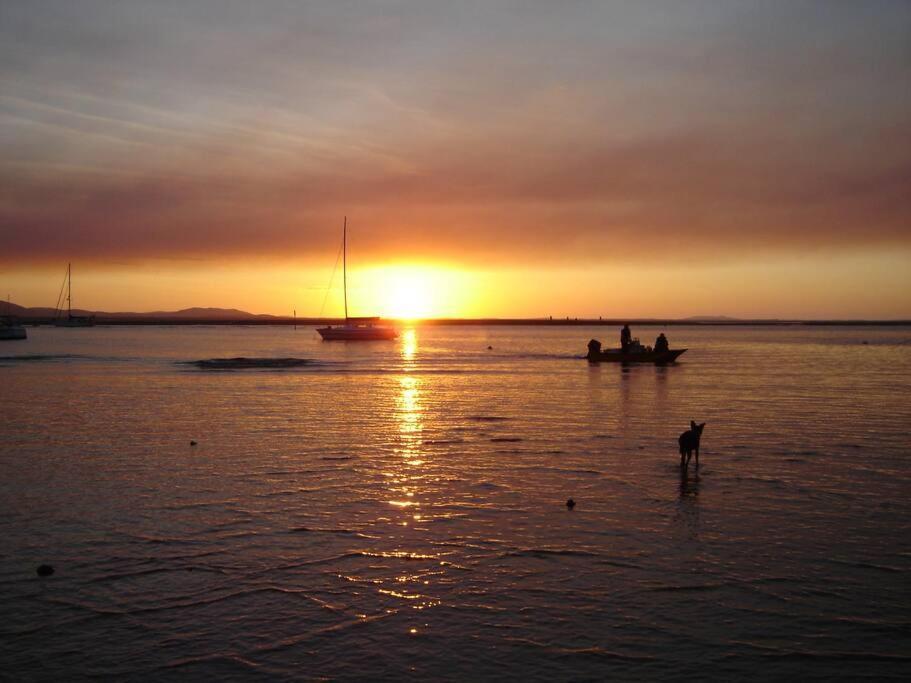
190 440 197 446
36 564 54 577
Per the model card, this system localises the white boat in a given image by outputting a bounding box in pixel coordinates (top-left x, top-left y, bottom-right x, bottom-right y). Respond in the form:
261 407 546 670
1 297 27 340
54 263 95 327
0 316 27 340
317 218 397 341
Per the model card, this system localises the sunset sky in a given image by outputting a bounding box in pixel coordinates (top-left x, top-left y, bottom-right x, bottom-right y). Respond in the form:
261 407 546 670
1 1 909 318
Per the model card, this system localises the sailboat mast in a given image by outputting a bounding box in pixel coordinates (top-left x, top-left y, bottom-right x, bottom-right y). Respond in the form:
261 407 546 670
67 262 72 317
342 216 348 321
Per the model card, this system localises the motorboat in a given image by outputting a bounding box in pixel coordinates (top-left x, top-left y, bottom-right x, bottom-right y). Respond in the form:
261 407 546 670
586 338 686 363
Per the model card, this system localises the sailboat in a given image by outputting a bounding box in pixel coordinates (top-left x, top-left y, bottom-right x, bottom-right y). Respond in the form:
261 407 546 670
317 218 397 341
54 263 95 327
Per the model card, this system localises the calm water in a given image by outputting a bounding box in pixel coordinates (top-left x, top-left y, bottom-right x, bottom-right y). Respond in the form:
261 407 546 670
1 325 910 681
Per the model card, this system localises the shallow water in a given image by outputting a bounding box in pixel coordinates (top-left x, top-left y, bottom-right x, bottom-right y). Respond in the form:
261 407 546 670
1 324 910 680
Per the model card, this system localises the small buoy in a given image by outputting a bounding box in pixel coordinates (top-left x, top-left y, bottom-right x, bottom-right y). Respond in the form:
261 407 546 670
190 440 197 446
566 499 576 510
36 564 54 577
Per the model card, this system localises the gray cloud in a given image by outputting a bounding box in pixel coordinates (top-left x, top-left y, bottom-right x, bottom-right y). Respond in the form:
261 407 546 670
1 1 909 266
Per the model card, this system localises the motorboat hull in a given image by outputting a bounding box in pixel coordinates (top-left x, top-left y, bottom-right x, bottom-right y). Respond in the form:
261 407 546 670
587 348 686 364
317 325 398 341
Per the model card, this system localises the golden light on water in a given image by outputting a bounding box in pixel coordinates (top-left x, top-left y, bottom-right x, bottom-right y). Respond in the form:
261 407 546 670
401 329 417 363
396 374 423 463
385 370 425 508
374 355 443 615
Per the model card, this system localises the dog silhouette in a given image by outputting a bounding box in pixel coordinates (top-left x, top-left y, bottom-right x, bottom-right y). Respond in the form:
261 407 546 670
679 421 706 469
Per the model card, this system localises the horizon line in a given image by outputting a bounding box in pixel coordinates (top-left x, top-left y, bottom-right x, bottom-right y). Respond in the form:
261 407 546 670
5 308 910 327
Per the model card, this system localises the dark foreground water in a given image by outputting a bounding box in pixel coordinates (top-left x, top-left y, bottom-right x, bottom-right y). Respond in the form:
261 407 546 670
1 325 910 681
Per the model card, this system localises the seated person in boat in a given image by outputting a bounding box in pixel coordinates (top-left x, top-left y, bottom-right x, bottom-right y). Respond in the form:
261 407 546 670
620 324 632 352
587 338 602 359
654 333 669 352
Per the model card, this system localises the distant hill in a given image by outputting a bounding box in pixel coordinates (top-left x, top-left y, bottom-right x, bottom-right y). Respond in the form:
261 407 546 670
680 315 742 322
111 307 272 320
2 302 66 318
3 303 905 325
2 302 280 321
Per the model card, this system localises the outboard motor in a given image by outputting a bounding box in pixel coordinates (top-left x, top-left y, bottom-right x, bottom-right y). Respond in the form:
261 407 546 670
587 339 602 360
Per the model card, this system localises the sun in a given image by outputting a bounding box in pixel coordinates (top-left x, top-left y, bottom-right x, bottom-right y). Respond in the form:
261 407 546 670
383 269 434 319
352 264 476 319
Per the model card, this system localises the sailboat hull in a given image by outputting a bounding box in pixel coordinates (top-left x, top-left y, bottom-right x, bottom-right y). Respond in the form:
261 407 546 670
54 316 95 327
317 325 397 341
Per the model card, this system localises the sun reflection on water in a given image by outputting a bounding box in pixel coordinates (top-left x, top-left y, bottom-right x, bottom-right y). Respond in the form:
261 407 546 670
373 337 442 615
396 374 423 462
387 374 424 508
400 328 417 365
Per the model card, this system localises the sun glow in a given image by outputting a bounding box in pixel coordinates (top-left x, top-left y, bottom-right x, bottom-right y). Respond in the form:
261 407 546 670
352 264 479 319
386 271 433 319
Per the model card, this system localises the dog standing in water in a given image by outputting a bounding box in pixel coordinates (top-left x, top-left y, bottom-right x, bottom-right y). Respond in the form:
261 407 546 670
679 421 706 469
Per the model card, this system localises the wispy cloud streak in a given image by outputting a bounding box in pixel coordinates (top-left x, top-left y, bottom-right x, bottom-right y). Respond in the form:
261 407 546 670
1 1 909 266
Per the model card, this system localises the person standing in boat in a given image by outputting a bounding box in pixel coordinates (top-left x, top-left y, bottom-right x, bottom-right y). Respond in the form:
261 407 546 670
655 332 669 352
620 324 632 352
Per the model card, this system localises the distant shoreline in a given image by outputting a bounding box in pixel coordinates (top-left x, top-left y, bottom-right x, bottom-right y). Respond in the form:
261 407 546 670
12 317 911 327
